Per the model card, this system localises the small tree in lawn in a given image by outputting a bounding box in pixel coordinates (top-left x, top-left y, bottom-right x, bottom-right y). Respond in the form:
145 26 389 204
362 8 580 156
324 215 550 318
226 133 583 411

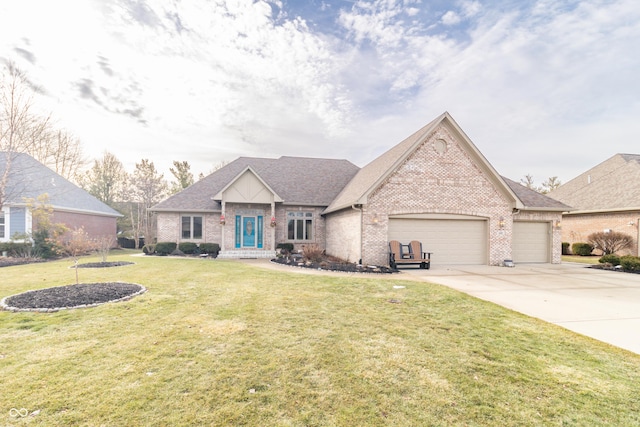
587 231 633 255
60 227 96 284
94 234 115 262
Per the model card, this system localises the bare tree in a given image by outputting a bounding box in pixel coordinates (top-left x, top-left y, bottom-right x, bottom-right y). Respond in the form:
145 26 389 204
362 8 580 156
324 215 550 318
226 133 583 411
59 227 96 284
520 174 561 194
78 151 129 208
588 231 633 255
169 160 194 194
94 234 116 262
0 63 50 211
520 174 538 191
131 159 167 244
541 176 562 194
30 127 87 181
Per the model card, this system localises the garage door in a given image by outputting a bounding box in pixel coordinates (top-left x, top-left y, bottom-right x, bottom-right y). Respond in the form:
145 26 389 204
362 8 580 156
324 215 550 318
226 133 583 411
512 222 549 263
388 218 487 265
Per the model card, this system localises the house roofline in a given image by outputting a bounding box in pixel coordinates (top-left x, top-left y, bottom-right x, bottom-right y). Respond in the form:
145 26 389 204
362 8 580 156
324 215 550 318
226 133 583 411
7 202 122 218
563 207 640 215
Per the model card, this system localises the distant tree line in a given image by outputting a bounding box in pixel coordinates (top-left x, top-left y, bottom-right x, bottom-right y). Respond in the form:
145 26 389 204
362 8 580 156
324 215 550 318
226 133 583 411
0 63 211 248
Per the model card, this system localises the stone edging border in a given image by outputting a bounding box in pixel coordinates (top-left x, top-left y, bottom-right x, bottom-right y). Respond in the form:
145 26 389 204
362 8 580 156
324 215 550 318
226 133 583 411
0 282 147 313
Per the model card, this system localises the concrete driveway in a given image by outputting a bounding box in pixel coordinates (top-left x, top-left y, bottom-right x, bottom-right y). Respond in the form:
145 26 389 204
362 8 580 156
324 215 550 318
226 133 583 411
403 263 640 355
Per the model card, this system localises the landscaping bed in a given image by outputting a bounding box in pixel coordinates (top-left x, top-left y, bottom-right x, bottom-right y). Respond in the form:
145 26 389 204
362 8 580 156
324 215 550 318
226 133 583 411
1 282 146 312
75 261 135 268
272 254 396 274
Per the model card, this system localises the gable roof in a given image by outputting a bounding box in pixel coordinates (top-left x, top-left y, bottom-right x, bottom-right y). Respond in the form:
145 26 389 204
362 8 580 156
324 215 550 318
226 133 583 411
151 156 360 212
324 112 528 214
548 153 640 212
502 177 572 211
0 152 121 217
213 166 284 202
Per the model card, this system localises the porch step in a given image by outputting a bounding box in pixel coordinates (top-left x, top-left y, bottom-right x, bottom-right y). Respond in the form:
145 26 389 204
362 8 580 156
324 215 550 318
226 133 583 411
217 250 276 259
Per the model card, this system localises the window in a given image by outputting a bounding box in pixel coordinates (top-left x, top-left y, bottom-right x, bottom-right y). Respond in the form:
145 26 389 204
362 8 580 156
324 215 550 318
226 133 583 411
0 211 4 239
181 215 202 239
287 211 313 240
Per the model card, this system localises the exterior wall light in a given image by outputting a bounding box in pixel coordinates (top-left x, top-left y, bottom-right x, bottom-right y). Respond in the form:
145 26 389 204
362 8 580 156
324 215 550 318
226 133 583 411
498 217 505 229
554 220 561 229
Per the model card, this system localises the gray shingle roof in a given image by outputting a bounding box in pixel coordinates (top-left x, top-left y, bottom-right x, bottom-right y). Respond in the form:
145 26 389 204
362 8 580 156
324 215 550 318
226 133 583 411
151 156 360 211
502 177 572 211
324 114 444 214
548 153 640 211
1 152 121 216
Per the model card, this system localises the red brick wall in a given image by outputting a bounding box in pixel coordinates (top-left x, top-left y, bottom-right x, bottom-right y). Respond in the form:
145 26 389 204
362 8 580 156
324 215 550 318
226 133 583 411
48 211 118 247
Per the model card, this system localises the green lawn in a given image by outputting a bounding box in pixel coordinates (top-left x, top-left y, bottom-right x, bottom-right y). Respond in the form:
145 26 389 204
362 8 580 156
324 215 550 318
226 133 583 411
2 251 640 426
562 255 601 264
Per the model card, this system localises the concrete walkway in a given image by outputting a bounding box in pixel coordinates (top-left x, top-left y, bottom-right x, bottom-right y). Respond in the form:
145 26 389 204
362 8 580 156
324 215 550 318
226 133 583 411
403 263 640 355
241 259 640 355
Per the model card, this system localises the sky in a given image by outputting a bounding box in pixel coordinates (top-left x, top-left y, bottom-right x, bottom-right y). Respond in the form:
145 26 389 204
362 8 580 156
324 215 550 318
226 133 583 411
1 0 638 186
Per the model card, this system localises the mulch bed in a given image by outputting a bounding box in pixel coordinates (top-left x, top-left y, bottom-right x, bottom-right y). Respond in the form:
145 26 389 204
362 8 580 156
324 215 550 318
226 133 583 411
75 261 135 268
272 256 396 274
1 282 146 312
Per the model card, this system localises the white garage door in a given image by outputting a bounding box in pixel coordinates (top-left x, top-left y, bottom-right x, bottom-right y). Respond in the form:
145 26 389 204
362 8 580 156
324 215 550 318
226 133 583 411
388 218 487 265
512 221 549 263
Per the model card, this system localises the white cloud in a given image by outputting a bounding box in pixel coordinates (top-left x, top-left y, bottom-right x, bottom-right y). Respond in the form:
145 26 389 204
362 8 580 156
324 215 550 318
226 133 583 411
441 11 461 26
1 0 639 186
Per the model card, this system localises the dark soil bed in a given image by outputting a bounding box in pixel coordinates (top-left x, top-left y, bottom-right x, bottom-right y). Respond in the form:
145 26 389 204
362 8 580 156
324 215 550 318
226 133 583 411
75 261 135 268
272 256 396 274
589 264 640 274
1 282 146 312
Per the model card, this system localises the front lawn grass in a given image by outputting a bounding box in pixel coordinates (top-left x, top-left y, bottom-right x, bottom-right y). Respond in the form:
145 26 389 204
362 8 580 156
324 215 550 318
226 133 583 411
562 255 601 264
2 251 640 426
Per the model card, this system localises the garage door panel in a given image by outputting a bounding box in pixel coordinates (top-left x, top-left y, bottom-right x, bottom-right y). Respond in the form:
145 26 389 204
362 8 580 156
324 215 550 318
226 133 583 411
389 219 487 265
513 222 549 263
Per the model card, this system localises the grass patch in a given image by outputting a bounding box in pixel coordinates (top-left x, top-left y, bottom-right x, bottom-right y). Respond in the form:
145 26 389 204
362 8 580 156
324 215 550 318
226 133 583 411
562 255 601 264
1 251 640 425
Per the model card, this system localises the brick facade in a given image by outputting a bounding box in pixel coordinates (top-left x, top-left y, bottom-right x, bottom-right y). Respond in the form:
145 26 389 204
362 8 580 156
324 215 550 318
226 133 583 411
360 124 513 266
325 207 362 262
156 205 328 256
49 211 118 247
325 123 563 266
561 212 640 256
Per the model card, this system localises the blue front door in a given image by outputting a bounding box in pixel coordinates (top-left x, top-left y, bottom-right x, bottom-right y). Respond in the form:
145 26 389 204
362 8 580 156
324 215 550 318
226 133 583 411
235 215 264 249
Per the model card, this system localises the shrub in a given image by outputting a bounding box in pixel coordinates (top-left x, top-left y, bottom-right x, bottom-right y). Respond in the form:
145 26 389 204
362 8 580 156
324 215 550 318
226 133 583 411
620 255 640 272
571 242 594 256
142 244 156 255
0 241 32 257
277 243 294 254
199 243 220 257
178 242 199 254
155 242 177 256
599 254 621 266
302 244 324 263
587 231 633 255
562 242 570 255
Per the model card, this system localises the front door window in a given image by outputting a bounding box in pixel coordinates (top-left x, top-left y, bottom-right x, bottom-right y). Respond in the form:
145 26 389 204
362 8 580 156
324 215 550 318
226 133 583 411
235 214 263 249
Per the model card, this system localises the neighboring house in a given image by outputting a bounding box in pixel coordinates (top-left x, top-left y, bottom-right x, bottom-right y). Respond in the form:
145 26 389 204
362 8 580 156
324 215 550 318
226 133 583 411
152 112 570 266
0 152 122 243
547 154 640 256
